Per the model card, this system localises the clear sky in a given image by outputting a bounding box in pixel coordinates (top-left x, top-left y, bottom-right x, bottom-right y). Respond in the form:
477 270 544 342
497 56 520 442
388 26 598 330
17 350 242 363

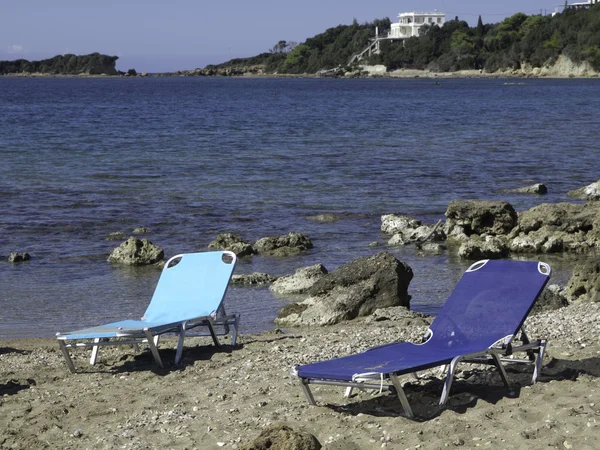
1 0 562 73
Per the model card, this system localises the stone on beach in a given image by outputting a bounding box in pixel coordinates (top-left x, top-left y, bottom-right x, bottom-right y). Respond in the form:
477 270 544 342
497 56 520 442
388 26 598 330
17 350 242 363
254 232 313 257
231 272 278 286
504 183 548 195
565 259 600 303
275 251 413 326
567 179 600 201
445 200 518 243
107 237 164 265
239 424 321 450
7 252 31 263
457 236 509 260
381 214 445 246
270 264 328 295
208 233 256 257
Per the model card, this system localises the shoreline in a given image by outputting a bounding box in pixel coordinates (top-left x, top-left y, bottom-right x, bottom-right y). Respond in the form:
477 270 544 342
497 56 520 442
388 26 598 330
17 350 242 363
1 299 599 449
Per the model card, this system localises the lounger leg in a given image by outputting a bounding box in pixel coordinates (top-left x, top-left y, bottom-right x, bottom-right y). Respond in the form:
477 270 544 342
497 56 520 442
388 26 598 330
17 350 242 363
90 338 101 365
344 387 354 398
144 329 163 368
532 339 547 383
230 313 240 346
390 374 414 419
440 356 461 405
490 352 511 390
300 379 316 405
58 340 77 373
175 326 186 365
207 322 220 347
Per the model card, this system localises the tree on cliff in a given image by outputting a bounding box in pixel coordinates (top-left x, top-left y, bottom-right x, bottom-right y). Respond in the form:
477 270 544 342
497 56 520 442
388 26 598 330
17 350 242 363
0 53 119 75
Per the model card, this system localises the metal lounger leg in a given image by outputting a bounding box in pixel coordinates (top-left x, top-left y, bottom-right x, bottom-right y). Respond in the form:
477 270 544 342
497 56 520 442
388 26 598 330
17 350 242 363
58 340 77 373
144 329 163 368
344 386 354 398
230 314 240 346
175 325 186 365
300 379 316 405
440 356 461 405
390 374 414 418
532 339 547 383
90 338 101 365
207 321 220 346
490 352 511 390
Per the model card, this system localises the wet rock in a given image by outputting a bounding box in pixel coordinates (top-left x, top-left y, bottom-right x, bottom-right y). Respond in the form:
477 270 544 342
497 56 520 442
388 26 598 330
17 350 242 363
270 264 328 295
445 200 517 242
238 424 321 450
532 284 569 314
458 236 509 260
254 232 312 257
275 252 413 326
505 183 548 195
568 179 600 201
381 214 445 246
8 252 30 263
107 237 164 265
305 214 340 223
132 226 151 234
565 259 600 302
105 231 126 241
208 233 256 257
231 273 278 286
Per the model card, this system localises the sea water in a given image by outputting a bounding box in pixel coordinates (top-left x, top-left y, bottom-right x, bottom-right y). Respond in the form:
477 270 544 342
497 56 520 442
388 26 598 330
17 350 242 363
1 76 599 338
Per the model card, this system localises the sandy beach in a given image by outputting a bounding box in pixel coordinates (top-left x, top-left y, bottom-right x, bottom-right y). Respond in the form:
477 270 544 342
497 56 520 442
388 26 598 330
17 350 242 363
1 298 599 450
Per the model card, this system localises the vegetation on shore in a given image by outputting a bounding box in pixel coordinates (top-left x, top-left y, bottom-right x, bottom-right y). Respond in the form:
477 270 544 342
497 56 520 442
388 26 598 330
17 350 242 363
210 5 600 74
0 53 119 75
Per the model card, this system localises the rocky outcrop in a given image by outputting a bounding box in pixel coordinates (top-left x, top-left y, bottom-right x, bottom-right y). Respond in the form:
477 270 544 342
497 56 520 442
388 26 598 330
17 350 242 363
509 202 600 254
458 236 509 260
239 424 321 450
107 237 164 265
381 214 445 246
231 273 278 286
254 232 312 257
568 179 600 201
504 183 548 195
208 233 256 257
445 200 518 244
7 252 30 263
565 259 600 303
270 264 328 295
532 285 569 314
275 252 413 326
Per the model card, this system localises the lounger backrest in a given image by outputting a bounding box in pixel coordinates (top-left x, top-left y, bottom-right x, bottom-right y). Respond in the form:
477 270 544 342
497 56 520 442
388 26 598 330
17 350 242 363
428 260 550 350
142 251 236 323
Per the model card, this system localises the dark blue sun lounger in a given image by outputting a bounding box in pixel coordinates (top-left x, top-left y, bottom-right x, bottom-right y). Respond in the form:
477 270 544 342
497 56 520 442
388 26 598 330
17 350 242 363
292 260 551 418
56 251 239 372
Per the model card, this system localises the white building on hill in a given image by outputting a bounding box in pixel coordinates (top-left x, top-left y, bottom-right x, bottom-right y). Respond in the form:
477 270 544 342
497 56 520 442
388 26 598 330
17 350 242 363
554 0 599 15
388 10 446 39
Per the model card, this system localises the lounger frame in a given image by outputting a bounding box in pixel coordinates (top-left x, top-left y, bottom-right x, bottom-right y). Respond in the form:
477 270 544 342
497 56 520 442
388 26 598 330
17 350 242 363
56 251 239 372
292 260 550 418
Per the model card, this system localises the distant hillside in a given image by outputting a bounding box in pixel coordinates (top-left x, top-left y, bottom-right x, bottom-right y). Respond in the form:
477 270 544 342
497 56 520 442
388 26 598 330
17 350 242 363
0 53 119 75
208 5 600 75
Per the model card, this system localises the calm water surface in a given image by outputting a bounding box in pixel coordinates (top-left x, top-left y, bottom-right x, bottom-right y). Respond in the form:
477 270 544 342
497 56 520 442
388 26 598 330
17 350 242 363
1 77 599 338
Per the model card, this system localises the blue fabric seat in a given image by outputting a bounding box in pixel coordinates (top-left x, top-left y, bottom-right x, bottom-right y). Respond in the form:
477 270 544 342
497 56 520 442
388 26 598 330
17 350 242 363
56 251 238 372
293 260 551 418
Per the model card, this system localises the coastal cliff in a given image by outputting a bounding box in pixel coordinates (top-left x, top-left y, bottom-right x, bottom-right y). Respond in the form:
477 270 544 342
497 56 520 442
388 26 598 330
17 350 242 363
0 53 118 75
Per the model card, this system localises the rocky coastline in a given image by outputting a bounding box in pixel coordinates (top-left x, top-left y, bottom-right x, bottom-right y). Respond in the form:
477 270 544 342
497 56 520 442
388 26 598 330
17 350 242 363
3 178 600 448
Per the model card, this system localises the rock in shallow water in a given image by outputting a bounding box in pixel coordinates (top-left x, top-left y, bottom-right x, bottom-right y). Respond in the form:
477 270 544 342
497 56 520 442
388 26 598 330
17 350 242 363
107 237 164 265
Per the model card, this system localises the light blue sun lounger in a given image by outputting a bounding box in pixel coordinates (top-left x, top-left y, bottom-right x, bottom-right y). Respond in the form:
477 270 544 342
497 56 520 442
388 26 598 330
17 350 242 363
292 259 551 418
56 251 239 372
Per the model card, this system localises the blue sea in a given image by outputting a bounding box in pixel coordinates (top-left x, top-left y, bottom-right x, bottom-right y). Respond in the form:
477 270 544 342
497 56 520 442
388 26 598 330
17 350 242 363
1 76 599 339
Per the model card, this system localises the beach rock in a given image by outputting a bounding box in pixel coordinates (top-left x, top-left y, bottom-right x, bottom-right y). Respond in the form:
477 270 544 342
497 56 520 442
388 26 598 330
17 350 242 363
275 252 413 326
107 237 164 265
270 264 328 295
208 233 256 257
254 232 312 257
445 200 517 242
364 306 431 327
7 252 30 263
458 236 509 260
568 179 600 200
305 213 341 223
231 273 278 286
105 231 126 241
132 226 152 234
381 214 445 245
509 203 600 253
565 259 600 303
239 424 321 450
505 183 548 195
532 285 569 314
